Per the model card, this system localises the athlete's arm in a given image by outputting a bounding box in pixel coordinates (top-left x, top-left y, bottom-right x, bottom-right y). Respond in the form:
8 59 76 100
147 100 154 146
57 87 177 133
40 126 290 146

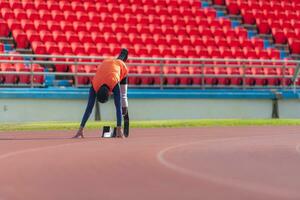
112 83 122 127
73 86 96 138
80 86 96 128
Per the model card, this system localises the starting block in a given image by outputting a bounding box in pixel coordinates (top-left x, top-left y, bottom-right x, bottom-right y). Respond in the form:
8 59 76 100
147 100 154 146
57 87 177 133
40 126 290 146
102 126 116 138
101 113 130 138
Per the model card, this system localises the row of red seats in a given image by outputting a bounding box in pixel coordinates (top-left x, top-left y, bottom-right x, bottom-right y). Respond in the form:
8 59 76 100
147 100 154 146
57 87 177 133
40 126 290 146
1 9 206 24
0 63 44 84
1 6 203 21
0 0 199 12
224 0 300 12
5 16 230 33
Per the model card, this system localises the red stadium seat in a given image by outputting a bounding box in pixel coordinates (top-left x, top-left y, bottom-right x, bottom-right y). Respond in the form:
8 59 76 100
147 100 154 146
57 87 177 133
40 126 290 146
204 67 218 85
227 3 240 15
1 8 15 20
73 21 87 32
14 8 27 20
45 41 59 54
31 41 46 55
35 1 48 10
47 1 60 11
228 67 243 85
272 29 287 44
0 43 4 52
7 19 22 31
177 66 193 85
12 29 29 48
53 31 67 43
17 63 30 84
58 42 72 54
1 63 18 84
71 42 85 54
65 31 80 43
52 11 65 22
189 67 202 85
39 9 52 21
26 9 39 21
84 43 98 55
20 19 35 31
71 2 85 12
0 18 9 37
289 40 300 54
59 1 72 11
40 30 54 43
31 64 44 84
78 31 94 43
64 11 77 22
34 20 48 32
70 65 89 85
213 0 225 6
26 30 40 43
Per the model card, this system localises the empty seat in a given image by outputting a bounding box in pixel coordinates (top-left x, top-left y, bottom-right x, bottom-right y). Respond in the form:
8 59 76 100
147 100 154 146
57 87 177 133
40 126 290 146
31 41 46 55
70 65 89 85
12 29 29 48
0 18 9 37
1 63 18 84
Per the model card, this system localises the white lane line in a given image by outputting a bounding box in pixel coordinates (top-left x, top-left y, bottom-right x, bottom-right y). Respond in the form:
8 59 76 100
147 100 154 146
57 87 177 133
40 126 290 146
0 141 94 160
157 136 300 199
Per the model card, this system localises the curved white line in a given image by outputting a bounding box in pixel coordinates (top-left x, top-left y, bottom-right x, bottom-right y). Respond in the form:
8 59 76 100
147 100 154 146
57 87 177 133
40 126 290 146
0 141 94 160
157 137 300 199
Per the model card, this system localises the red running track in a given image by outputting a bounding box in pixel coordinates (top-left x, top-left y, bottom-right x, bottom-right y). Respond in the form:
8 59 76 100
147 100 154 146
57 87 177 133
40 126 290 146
0 126 300 200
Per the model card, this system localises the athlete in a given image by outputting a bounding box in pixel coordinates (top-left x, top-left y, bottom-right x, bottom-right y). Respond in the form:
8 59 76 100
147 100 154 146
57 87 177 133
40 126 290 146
73 49 129 138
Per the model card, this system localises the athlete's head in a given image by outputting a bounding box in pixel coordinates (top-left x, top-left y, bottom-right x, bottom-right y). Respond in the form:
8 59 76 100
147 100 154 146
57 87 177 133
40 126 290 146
97 84 110 103
117 48 128 62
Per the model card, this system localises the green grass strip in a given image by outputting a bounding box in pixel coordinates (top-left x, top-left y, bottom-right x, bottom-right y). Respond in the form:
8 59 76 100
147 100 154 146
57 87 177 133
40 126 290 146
1 119 300 132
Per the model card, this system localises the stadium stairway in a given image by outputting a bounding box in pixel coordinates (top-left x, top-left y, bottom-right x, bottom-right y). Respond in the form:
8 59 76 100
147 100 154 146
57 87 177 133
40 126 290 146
207 0 300 60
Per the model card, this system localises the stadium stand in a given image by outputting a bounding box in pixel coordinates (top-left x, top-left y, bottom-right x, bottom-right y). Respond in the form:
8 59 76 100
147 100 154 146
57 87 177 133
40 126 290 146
0 0 299 87
213 0 300 55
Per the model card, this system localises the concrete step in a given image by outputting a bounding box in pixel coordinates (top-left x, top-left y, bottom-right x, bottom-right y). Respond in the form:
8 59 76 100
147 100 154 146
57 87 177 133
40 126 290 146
202 0 212 4
212 5 227 12
228 15 242 21
0 37 15 45
241 24 257 31
256 34 274 43
290 54 300 60
16 48 33 54
274 44 289 51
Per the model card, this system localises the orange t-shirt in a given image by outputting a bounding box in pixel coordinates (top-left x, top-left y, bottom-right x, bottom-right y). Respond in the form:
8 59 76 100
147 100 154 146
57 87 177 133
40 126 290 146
92 59 128 92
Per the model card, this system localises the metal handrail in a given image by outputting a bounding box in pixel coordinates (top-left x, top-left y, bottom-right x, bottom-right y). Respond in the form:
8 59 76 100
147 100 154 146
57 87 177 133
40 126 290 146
0 54 299 89
0 53 299 63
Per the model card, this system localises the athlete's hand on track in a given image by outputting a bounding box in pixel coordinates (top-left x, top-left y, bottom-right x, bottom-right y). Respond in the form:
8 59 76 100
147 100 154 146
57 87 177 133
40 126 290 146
116 126 124 138
72 127 84 138
122 107 128 116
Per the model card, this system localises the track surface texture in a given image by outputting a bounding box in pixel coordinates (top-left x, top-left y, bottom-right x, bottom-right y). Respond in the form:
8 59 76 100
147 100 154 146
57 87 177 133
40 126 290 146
0 126 300 200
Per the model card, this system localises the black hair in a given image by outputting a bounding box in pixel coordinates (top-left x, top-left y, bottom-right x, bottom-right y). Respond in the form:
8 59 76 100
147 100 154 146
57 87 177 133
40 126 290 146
117 48 128 62
97 85 110 103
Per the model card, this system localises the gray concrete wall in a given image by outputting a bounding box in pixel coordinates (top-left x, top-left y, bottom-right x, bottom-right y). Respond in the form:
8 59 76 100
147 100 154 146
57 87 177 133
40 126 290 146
0 98 289 123
0 99 94 123
279 99 300 118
